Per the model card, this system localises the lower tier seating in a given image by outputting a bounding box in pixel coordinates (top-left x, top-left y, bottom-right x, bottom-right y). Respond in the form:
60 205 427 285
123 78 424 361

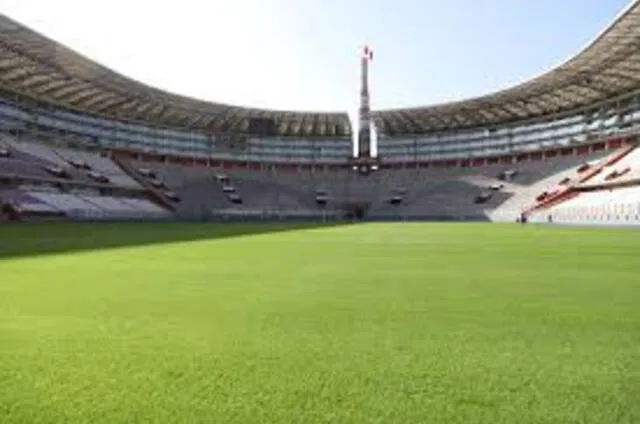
0 189 172 220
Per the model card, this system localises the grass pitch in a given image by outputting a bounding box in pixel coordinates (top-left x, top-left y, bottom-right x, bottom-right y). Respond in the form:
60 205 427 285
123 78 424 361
0 222 638 423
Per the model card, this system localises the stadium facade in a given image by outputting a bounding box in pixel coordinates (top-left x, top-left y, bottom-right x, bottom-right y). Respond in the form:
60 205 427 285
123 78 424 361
0 1 639 224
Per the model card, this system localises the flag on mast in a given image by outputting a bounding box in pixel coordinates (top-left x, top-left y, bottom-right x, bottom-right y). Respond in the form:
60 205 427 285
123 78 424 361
363 45 373 61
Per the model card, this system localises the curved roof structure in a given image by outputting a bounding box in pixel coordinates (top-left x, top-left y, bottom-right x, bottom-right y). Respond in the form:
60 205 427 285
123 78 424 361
0 0 638 138
373 0 640 135
0 15 352 138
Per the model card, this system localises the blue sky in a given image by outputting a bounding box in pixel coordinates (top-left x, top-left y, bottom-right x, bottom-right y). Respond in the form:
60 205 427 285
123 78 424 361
1 0 631 114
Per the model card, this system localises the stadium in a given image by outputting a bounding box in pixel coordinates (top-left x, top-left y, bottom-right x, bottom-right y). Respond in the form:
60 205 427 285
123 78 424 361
0 1 639 423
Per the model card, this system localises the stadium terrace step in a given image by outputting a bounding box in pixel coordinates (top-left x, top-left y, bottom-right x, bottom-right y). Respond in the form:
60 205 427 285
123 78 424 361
111 155 177 213
523 144 638 216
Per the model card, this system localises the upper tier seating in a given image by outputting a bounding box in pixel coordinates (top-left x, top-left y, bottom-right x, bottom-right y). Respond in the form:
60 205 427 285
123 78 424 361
3 136 69 166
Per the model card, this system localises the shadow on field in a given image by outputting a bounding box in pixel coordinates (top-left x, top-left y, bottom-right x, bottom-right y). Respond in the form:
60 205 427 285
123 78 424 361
0 221 347 260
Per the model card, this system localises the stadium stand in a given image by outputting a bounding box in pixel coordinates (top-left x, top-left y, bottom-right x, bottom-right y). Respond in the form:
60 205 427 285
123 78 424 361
0 133 174 221
0 188 172 221
528 185 640 226
522 143 640 225
0 2 639 224
2 126 637 223
53 146 141 188
0 189 62 217
116 144 624 223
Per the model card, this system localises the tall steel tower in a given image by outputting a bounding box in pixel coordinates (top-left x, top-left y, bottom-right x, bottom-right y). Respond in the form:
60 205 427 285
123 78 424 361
357 45 373 160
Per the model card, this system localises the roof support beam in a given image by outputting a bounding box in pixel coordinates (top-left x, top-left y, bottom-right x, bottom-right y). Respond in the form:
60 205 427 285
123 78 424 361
447 114 468 128
112 99 140 112
209 109 234 133
48 83 93 100
0 65 34 81
415 111 449 130
141 104 166 121
290 118 302 137
576 79 622 97
66 87 103 104
80 91 119 109
422 115 445 131
483 103 520 121
320 113 328 137
382 114 403 135
397 112 425 134
306 115 316 137
603 65 640 82
35 79 72 95
18 74 51 89
158 111 179 127
92 97 131 114
0 55 24 69
134 101 154 116
184 113 207 129
456 108 490 126
277 112 294 135
200 116 215 129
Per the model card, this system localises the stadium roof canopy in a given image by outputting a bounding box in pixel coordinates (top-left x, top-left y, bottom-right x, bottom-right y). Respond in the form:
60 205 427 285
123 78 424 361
0 0 639 138
373 0 640 136
0 15 352 138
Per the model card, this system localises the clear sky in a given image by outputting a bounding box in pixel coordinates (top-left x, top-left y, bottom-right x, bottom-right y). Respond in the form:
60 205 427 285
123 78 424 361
1 0 631 115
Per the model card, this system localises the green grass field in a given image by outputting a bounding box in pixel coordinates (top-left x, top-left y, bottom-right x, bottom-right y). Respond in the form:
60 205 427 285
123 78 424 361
1 222 639 423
